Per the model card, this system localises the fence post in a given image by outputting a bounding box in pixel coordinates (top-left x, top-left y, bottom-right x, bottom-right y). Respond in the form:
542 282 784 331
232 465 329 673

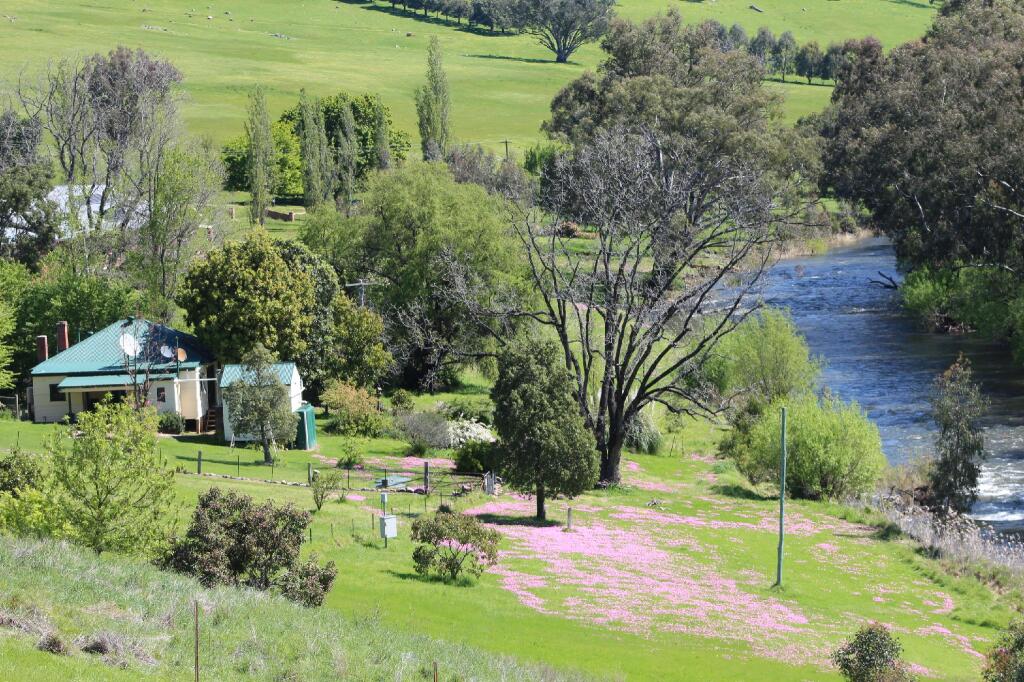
197 450 202 475
307 462 312 485
567 507 573 531
424 461 430 492
775 407 788 588
236 454 240 477
193 599 200 682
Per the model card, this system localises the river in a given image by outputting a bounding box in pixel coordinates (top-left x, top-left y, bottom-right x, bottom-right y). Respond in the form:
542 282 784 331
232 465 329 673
761 237 1024 530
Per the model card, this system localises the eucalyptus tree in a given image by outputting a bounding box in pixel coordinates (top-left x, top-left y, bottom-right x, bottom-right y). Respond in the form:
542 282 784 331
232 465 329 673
516 0 615 63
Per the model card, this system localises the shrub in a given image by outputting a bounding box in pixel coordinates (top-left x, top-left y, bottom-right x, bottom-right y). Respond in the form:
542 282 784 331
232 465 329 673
624 409 662 455
157 412 185 435
438 398 494 426
455 440 503 474
389 389 415 415
334 438 363 470
984 618 1024 682
832 623 912 682
311 470 343 512
398 411 451 452
410 512 500 582
277 556 338 608
322 381 388 437
0 447 41 497
447 419 496 449
732 393 885 500
161 487 336 606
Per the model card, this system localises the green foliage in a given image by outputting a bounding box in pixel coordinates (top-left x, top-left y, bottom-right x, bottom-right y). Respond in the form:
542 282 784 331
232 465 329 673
984 617 1024 682
245 85 275 224
438 397 493 426
389 388 415 415
410 511 500 582
298 205 365 282
11 258 139 378
329 293 394 389
0 447 41 497
156 411 185 434
927 355 988 515
178 229 313 364
161 487 337 606
33 400 173 555
334 438 363 470
0 154 59 269
492 339 598 520
415 36 452 160
357 162 520 389
706 308 820 406
297 89 333 207
731 393 885 500
311 469 343 511
0 299 14 390
223 344 300 464
271 120 303 198
517 0 614 63
398 411 451 452
455 439 503 474
832 623 912 682
321 380 387 437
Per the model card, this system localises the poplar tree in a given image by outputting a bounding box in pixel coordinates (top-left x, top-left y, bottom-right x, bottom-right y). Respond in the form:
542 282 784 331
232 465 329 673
245 85 275 225
414 37 452 161
372 98 391 170
334 101 357 213
298 90 333 208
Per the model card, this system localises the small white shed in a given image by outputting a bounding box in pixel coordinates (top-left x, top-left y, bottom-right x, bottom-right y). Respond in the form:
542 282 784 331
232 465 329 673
219 362 304 443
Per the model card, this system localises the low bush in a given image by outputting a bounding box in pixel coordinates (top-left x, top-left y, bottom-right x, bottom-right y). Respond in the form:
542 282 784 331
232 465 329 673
311 470 343 512
410 511 500 583
624 409 662 455
984 618 1024 682
334 438 363 470
161 487 336 607
730 393 885 500
321 381 389 437
832 623 912 682
0 447 42 497
438 398 494 426
399 411 451 452
455 440 503 474
157 412 185 434
389 389 415 415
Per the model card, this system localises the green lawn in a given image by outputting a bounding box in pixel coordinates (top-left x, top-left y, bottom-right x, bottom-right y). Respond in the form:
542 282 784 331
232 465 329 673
0 0 934 151
1 413 1004 680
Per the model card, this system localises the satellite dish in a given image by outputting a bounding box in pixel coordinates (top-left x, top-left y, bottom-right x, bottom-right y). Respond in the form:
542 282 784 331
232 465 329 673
118 333 140 358
176 347 187 362
160 345 174 359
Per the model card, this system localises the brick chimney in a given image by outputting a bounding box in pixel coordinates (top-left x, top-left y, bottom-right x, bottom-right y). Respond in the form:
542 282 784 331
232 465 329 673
36 335 49 362
55 321 70 353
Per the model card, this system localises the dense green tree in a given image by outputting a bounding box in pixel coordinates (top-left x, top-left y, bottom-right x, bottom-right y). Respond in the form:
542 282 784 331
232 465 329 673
223 344 300 463
832 623 912 682
727 23 748 51
492 340 597 520
795 41 823 84
356 163 519 389
329 293 393 389
748 26 776 67
298 90 334 207
178 230 313 364
517 0 615 63
372 97 392 170
771 31 798 80
12 257 140 378
47 399 173 554
415 37 453 161
298 206 365 282
928 355 988 515
0 300 14 391
246 85 275 225
275 241 341 403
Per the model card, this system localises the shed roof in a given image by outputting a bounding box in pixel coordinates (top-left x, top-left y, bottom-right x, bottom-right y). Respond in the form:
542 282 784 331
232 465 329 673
32 318 214 377
219 362 298 389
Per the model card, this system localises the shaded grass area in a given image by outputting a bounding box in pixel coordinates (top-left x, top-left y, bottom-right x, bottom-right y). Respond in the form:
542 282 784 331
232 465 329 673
0 0 934 150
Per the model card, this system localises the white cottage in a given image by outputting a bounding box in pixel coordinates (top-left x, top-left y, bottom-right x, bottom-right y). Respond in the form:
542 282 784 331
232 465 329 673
218 362 316 449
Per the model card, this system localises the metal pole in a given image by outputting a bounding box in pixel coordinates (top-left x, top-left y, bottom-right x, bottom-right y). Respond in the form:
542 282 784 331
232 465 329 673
424 461 430 493
307 463 312 485
567 507 573 531
236 454 240 477
775 407 787 587
197 450 202 475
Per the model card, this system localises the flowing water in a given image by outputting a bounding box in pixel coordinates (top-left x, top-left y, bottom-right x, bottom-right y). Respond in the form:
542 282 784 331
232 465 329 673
760 237 1024 530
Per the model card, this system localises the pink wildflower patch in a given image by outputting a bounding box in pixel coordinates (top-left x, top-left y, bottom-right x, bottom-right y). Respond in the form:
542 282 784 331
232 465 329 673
624 460 642 472
465 499 535 517
918 623 984 659
347 493 365 501
815 543 840 553
689 452 716 463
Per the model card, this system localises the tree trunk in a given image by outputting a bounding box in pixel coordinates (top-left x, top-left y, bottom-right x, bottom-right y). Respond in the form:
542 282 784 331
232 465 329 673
536 483 546 521
599 429 624 485
261 429 273 464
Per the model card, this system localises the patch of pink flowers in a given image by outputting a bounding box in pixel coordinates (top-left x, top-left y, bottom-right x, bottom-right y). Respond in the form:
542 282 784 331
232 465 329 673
347 493 365 501
624 460 642 472
365 455 456 470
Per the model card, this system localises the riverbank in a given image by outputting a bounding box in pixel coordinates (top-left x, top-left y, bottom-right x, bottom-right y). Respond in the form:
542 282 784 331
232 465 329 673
778 228 877 260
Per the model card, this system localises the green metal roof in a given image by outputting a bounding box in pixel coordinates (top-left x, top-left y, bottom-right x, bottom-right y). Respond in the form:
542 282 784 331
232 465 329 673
57 374 177 390
32 318 214 376
219 362 297 388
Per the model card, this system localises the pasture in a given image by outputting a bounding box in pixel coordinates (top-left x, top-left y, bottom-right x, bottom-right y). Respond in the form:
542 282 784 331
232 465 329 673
0 0 935 150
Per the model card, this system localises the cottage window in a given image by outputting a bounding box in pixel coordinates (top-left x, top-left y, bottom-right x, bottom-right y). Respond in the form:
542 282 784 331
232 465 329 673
49 384 62 402
156 387 166 403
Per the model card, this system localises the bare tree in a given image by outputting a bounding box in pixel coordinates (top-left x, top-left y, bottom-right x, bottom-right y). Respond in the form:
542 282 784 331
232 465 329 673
451 126 803 483
17 47 181 270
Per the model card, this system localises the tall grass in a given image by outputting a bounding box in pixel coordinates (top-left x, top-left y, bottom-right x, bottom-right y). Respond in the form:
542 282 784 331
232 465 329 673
0 535 585 681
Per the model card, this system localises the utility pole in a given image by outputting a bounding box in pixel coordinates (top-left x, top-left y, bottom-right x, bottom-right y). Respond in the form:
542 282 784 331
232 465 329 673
775 407 788 588
344 279 380 307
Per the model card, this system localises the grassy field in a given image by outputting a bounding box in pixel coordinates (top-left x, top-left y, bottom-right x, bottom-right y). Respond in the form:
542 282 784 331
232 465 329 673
0 410 1009 680
0 0 935 151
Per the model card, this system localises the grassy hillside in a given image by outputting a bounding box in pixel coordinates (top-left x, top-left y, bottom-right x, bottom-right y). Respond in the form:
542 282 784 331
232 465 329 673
0 0 935 150
0 534 581 681
0 414 1008 680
